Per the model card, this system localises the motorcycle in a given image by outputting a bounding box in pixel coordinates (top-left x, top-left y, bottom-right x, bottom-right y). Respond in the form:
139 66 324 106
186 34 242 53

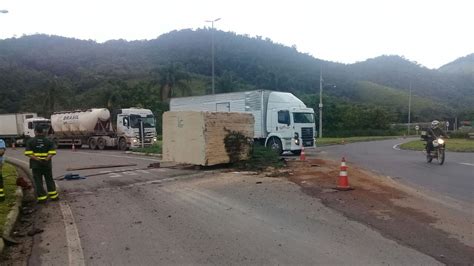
426 137 446 165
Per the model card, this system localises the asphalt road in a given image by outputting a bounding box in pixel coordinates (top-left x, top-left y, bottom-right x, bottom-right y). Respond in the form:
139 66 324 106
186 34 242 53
4 147 440 265
311 138 474 203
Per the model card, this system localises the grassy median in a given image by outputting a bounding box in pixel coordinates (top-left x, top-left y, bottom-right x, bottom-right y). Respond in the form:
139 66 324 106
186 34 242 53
0 163 18 234
317 136 398 146
400 139 474 152
131 141 162 154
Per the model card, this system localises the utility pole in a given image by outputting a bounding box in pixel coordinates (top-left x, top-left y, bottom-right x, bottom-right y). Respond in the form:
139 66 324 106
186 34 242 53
408 80 412 136
205 18 221 94
319 67 323 138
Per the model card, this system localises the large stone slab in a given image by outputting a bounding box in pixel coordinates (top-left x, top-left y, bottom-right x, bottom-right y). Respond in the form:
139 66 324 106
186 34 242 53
162 111 254 166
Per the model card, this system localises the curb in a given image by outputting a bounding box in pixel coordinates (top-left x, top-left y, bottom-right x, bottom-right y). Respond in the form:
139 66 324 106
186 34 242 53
125 151 162 158
0 160 32 255
0 186 24 255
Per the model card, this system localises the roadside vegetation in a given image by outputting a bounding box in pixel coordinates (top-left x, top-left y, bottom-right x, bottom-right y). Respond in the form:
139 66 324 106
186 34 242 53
400 138 474 152
317 136 399 146
131 141 162 154
0 164 18 234
234 145 284 171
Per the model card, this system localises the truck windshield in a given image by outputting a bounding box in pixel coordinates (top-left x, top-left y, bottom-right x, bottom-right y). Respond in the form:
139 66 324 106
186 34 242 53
30 121 51 129
293 113 314 123
130 115 156 128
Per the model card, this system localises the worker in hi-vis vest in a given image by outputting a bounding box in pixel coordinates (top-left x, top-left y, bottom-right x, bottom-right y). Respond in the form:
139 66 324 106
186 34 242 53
24 125 58 203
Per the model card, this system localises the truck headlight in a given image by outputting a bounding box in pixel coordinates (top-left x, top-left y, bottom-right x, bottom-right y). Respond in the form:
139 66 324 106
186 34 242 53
295 139 300 145
132 138 138 143
153 137 157 142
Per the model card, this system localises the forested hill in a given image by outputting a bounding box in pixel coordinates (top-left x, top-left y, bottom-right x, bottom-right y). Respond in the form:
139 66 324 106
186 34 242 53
0 29 473 129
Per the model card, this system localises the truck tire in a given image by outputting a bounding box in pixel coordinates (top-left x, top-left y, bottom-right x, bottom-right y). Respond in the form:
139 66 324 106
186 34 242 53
119 138 128 151
97 138 106 150
267 137 283 155
89 138 97 150
53 138 60 149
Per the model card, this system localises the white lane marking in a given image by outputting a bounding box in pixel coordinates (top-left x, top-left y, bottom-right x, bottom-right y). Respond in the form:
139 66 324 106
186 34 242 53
392 143 402 151
136 169 150 174
458 162 474 167
74 151 159 162
60 201 85 266
123 171 139 176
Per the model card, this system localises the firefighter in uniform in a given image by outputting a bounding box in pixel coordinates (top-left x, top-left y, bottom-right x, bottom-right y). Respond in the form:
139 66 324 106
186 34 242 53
0 138 6 201
24 125 58 203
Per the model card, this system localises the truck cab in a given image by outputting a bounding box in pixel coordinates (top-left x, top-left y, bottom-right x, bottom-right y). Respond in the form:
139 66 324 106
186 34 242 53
17 117 51 145
23 118 52 137
116 108 158 149
265 92 316 154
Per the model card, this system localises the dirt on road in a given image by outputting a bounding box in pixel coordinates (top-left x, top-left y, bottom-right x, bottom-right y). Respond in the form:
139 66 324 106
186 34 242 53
284 158 474 265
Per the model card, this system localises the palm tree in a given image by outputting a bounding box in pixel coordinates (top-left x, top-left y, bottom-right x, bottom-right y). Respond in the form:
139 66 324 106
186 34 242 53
155 64 191 102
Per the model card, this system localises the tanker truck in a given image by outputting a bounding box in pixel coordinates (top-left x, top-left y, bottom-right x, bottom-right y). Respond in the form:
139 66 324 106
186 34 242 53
0 113 51 146
51 108 157 150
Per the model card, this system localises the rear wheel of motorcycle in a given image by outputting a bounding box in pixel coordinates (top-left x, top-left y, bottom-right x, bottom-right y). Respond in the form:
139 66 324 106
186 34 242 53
438 149 445 165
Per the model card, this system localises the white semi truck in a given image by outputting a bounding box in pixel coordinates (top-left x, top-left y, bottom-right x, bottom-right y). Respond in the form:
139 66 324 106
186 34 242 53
170 90 316 154
0 113 51 146
51 108 157 150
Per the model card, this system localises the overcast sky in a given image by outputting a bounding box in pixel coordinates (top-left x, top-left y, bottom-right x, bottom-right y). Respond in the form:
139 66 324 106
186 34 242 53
0 0 472 69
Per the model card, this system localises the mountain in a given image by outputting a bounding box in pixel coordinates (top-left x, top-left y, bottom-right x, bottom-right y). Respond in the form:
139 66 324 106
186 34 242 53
439 53 474 75
0 30 472 126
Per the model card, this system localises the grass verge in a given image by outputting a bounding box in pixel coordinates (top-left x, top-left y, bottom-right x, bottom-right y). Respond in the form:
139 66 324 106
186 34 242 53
317 136 398 146
400 139 474 152
0 163 18 234
131 141 162 154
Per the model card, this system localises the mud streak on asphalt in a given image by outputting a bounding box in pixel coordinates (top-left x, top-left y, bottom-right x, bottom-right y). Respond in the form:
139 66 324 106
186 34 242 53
286 159 474 265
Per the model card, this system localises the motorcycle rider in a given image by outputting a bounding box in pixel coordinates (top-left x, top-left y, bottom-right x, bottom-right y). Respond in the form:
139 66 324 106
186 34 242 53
425 120 448 155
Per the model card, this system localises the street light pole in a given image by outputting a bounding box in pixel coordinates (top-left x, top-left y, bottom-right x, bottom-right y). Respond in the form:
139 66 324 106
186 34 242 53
408 80 412 136
205 18 221 94
319 67 323 138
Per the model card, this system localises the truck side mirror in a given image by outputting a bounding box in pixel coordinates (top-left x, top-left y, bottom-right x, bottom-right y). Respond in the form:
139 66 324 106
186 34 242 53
123 117 129 128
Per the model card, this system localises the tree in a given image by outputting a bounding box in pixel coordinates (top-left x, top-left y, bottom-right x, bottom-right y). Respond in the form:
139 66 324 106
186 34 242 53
155 64 191 102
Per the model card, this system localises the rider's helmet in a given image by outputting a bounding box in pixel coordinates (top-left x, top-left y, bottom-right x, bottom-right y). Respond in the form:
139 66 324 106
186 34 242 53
431 120 440 129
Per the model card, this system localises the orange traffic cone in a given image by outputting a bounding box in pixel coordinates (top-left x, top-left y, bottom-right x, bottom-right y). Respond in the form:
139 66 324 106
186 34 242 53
336 157 352 191
300 146 306 161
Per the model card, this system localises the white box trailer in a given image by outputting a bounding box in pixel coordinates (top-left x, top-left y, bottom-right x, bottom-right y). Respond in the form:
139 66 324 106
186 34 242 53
170 90 316 154
0 113 38 145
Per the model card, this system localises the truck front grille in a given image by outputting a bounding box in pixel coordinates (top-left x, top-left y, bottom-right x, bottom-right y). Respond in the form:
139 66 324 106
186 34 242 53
301 127 314 147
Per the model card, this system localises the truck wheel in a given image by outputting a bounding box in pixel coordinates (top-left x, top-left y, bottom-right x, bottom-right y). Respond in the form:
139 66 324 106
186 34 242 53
267 137 283 155
119 138 128 151
89 138 97 150
97 138 106 150
53 138 60 149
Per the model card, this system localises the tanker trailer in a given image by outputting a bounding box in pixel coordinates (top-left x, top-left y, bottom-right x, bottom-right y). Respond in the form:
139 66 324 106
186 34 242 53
51 108 157 150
